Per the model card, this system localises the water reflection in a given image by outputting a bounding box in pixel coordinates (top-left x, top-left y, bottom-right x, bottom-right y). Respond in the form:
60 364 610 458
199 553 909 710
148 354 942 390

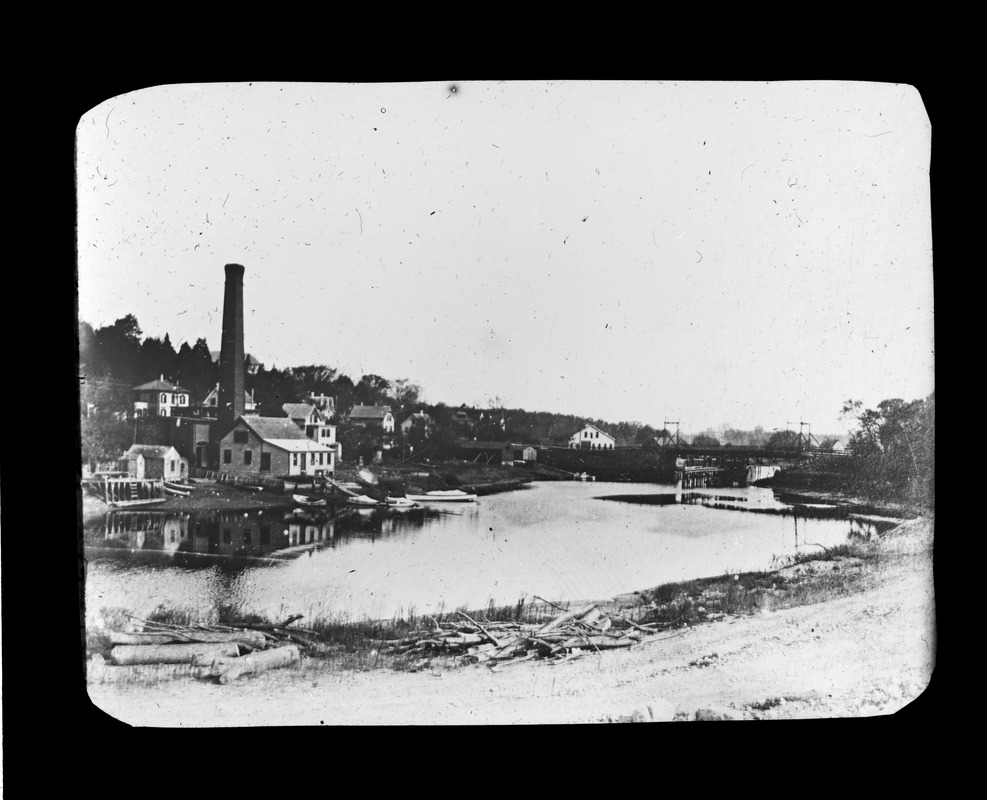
83 482 902 627
86 503 453 562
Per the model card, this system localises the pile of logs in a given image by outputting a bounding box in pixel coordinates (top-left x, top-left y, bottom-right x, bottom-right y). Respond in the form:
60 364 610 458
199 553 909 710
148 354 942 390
101 614 319 684
374 604 678 667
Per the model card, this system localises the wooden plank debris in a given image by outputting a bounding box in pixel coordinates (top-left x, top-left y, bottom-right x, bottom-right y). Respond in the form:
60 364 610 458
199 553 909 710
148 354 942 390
374 602 678 666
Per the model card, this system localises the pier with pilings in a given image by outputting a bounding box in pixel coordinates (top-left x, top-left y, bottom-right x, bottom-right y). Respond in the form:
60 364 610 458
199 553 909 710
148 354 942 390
676 464 725 488
86 477 166 507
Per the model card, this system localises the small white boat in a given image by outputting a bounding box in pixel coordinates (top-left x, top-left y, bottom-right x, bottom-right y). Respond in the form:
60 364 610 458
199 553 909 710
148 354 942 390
385 496 420 509
405 490 478 503
346 494 384 507
163 484 191 497
293 494 327 507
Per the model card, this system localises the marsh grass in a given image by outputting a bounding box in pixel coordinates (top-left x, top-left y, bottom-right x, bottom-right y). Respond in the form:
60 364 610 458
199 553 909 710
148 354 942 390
635 541 880 626
87 539 888 682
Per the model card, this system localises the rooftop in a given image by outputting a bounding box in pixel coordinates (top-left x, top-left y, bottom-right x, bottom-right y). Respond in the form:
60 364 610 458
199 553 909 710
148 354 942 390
349 405 393 420
283 403 327 423
239 415 308 441
124 444 179 458
133 377 190 393
263 439 336 453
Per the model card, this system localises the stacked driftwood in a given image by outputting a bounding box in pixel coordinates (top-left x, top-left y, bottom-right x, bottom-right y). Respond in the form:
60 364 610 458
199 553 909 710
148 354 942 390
375 604 677 667
101 614 319 684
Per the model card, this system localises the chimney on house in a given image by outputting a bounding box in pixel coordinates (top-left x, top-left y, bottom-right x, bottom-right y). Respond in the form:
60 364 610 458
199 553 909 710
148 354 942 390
217 263 246 435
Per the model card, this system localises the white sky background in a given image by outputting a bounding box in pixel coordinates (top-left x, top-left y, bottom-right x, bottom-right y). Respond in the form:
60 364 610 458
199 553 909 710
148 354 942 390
77 80 933 435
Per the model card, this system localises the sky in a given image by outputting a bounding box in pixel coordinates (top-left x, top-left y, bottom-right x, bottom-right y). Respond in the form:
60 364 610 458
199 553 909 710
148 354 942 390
76 80 934 436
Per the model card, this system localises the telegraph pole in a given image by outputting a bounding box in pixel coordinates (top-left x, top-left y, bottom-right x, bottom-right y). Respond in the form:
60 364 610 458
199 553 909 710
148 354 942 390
785 420 817 451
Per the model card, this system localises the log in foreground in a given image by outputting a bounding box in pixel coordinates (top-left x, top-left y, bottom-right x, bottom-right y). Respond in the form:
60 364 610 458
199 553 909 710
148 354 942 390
108 630 268 650
111 642 241 665
207 644 301 684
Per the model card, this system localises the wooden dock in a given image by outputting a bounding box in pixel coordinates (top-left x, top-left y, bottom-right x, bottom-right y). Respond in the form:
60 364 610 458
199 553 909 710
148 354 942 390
85 477 167 506
676 466 724 489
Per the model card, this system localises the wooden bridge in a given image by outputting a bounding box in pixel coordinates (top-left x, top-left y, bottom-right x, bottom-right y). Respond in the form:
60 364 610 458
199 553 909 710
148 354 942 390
663 444 811 460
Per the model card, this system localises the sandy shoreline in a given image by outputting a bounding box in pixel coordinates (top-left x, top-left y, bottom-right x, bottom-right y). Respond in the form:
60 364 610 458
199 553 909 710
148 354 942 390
84 509 935 726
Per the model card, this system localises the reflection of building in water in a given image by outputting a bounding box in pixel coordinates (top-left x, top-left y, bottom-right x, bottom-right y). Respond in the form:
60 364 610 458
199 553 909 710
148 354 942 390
99 510 300 558
162 516 190 553
283 513 335 548
104 512 190 551
189 510 290 557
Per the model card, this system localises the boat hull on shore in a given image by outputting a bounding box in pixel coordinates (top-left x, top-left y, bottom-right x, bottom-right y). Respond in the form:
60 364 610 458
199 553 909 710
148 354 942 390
405 490 477 503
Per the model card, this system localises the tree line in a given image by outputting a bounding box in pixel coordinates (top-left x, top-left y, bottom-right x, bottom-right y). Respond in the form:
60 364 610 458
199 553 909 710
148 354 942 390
78 315 673 462
839 393 935 510
80 315 933 507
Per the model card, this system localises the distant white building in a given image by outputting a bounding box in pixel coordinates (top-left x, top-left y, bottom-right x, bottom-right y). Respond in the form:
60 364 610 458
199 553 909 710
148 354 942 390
348 405 395 434
132 376 191 418
568 424 616 450
283 402 340 460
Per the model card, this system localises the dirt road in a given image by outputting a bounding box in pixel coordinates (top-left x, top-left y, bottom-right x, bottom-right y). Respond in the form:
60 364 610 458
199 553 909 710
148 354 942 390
86 518 935 726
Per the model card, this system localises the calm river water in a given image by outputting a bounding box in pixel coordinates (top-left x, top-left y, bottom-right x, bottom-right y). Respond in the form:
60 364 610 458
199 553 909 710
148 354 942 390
82 482 890 628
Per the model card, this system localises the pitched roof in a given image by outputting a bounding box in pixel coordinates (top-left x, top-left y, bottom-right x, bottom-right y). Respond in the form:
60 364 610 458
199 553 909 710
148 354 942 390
571 424 614 438
124 444 180 458
133 379 190 393
282 403 326 423
305 393 336 411
401 412 434 427
239 415 308 441
263 439 336 453
349 404 393 420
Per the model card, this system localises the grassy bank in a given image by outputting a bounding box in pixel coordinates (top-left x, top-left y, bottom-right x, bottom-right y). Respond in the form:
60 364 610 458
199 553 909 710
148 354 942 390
87 515 929 685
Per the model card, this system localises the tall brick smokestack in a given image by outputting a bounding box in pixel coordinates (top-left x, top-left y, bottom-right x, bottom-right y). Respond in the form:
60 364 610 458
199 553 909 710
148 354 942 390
218 263 246 435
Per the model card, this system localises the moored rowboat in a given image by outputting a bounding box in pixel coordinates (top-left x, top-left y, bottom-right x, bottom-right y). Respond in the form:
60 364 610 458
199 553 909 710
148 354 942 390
293 494 327 507
346 494 385 507
385 496 420 509
405 490 478 503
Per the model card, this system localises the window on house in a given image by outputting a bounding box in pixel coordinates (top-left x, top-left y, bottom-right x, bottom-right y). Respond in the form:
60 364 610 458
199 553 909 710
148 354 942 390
243 528 252 545
161 393 167 404
159 409 168 416
233 430 249 444
292 453 299 466
170 460 176 472
244 450 252 465
261 453 271 471
223 449 232 464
